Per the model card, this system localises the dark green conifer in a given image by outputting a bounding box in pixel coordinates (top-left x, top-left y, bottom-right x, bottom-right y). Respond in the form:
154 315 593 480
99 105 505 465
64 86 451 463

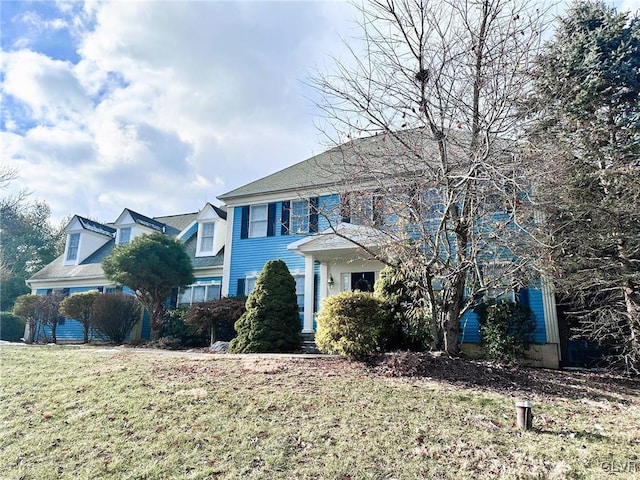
229 260 301 353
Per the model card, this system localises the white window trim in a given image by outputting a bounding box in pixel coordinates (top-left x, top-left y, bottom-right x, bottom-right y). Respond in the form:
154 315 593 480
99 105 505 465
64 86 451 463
178 281 222 306
290 200 310 234
244 273 259 295
64 233 81 264
196 221 216 257
117 226 132 245
292 272 305 314
482 262 517 302
249 204 268 238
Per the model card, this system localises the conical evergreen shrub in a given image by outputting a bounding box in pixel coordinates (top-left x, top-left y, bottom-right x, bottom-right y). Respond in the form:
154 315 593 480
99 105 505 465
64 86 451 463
229 260 301 353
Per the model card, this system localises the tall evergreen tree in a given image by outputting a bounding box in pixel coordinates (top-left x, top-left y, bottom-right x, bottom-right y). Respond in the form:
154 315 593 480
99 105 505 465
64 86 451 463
0 198 61 311
229 260 301 353
529 1 640 372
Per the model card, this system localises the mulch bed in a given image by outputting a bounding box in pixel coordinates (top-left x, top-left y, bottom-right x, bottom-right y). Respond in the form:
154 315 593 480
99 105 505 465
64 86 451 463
370 351 640 402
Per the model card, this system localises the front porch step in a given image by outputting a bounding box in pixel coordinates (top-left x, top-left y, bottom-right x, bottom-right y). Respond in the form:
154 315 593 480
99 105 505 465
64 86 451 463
301 340 319 354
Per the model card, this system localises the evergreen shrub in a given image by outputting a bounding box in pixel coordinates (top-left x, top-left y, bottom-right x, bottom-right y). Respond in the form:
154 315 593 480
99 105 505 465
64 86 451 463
476 300 536 360
161 308 208 347
229 260 301 353
315 291 387 359
374 267 432 351
0 312 25 342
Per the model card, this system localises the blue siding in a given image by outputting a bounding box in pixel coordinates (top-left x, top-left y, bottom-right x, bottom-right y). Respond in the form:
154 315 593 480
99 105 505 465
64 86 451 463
527 284 547 343
228 196 335 296
460 310 481 344
33 286 152 342
41 320 110 342
181 222 198 241
459 281 547 344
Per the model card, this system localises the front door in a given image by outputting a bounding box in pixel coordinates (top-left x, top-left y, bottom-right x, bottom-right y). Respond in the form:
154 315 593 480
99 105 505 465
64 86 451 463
351 272 375 292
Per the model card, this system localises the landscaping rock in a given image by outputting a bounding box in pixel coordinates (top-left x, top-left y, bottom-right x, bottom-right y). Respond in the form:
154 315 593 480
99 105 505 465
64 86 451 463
210 341 229 353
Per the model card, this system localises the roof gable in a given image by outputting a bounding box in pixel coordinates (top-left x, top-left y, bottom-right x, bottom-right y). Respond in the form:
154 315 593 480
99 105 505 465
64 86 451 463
114 209 167 233
65 215 115 237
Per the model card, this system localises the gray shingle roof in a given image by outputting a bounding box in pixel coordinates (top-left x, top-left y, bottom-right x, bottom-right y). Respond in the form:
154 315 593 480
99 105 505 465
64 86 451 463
217 129 441 201
76 217 116 237
126 209 169 233
29 210 224 283
217 128 511 202
155 212 198 235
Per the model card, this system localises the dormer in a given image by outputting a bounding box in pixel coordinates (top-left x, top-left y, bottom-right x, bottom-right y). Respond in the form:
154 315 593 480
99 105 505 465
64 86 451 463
63 216 116 266
113 209 167 245
180 203 227 257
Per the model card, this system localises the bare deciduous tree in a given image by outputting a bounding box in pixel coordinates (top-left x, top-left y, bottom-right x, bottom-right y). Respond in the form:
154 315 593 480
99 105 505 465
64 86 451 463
311 0 552 353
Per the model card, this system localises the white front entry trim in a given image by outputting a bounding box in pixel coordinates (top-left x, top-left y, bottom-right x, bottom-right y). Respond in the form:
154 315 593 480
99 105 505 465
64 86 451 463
303 255 315 333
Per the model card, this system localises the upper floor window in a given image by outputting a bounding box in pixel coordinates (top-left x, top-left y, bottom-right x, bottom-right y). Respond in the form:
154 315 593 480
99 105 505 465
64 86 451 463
118 227 131 245
66 233 80 261
199 222 215 253
249 204 268 238
483 263 516 302
342 192 384 227
291 200 310 233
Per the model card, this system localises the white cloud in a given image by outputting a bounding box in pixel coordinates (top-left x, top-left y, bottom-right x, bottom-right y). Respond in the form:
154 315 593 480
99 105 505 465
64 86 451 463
0 0 356 222
2 50 91 124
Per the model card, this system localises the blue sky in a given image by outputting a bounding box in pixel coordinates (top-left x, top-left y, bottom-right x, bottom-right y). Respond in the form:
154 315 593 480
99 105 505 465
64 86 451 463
1 0 638 224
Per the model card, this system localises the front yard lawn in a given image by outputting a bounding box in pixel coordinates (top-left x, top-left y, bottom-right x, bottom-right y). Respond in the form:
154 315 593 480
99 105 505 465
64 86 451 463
1 345 638 479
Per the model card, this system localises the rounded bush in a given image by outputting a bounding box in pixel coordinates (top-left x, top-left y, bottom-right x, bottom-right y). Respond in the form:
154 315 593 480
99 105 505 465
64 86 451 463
92 293 141 344
0 312 25 342
315 291 387 359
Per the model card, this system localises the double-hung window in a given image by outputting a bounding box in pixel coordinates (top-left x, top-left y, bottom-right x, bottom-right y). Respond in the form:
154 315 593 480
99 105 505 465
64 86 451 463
66 233 80 261
178 283 222 306
199 222 215 253
249 205 268 238
290 200 310 233
118 227 131 245
483 263 516 302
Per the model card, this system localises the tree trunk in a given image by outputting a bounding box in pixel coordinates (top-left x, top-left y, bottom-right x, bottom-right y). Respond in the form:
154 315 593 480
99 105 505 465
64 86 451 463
623 281 640 366
83 326 89 344
149 303 166 341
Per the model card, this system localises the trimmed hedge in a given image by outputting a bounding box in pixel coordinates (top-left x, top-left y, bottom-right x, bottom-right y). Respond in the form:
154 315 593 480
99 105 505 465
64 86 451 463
315 291 387 359
0 312 25 342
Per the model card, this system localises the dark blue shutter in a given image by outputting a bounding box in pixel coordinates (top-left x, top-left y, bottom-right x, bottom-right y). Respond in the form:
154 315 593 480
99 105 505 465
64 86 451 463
313 273 319 313
517 288 529 306
267 203 277 237
170 287 178 308
237 278 246 297
240 206 250 239
340 193 351 223
281 201 290 235
309 197 319 233
372 194 384 226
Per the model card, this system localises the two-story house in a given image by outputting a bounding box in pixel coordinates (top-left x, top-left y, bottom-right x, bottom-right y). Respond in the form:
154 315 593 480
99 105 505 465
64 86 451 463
218 132 561 368
26 131 561 367
26 203 226 341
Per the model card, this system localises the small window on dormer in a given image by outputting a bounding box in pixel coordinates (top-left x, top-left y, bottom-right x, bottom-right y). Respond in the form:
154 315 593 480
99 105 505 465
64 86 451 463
199 222 215 253
66 233 80 261
119 227 131 245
